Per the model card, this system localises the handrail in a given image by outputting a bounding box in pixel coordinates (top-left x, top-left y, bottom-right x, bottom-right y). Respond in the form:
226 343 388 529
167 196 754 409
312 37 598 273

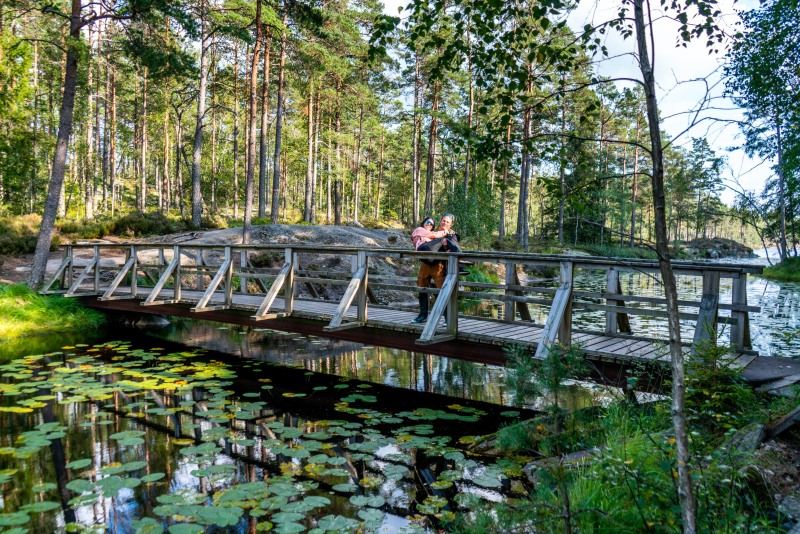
43 242 763 352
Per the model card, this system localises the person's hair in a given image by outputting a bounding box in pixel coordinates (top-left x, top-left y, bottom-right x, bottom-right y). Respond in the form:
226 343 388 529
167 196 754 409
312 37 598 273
442 213 455 222
421 216 435 227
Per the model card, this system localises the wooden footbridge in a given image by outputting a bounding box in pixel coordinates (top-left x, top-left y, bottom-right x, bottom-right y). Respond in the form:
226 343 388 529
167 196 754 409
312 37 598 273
40 242 796 392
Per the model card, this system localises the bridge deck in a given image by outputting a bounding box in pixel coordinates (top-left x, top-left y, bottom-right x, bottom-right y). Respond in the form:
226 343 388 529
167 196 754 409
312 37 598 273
89 286 751 367
47 243 799 394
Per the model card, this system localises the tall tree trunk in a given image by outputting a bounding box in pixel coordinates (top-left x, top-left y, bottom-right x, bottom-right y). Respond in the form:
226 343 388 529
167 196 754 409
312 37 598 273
412 54 421 223
29 0 82 288
258 28 271 218
109 64 117 217
270 6 287 224
499 120 511 245
376 129 384 219
304 81 314 222
191 1 209 226
84 20 95 220
352 102 364 222
232 40 240 218
334 92 342 225
243 0 262 244
630 115 641 248
777 118 788 261
140 68 148 211
634 1 695 531
311 95 321 222
424 80 439 216
464 25 473 192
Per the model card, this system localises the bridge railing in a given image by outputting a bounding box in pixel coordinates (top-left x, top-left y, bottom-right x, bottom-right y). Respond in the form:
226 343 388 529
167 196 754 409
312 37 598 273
42 243 762 353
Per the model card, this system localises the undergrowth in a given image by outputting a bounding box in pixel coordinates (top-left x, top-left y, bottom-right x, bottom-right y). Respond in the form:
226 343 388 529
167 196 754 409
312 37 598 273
762 257 800 282
452 342 789 532
0 283 105 339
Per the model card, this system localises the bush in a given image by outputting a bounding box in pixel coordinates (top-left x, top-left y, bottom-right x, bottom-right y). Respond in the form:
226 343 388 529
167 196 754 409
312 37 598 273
0 283 105 338
762 256 800 282
58 219 116 240
0 214 60 254
112 211 188 237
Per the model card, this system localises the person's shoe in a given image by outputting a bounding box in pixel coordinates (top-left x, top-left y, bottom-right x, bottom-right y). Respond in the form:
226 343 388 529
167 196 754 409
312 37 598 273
458 268 470 276
459 260 475 266
412 314 428 324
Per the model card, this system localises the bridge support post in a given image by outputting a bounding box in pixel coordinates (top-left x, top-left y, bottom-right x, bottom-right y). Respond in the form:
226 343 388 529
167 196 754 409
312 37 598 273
730 273 751 351
324 250 368 331
285 249 296 315
605 268 631 336
692 271 720 351
534 261 573 359
504 262 516 323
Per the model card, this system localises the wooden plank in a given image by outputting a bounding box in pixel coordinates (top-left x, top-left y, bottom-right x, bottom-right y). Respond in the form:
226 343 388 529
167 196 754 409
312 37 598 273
192 249 232 312
325 263 367 330
534 279 573 359
692 271 720 350
252 261 293 320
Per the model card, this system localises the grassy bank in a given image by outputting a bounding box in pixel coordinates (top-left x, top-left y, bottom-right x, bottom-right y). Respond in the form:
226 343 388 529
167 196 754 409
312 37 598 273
0 283 105 339
762 257 800 282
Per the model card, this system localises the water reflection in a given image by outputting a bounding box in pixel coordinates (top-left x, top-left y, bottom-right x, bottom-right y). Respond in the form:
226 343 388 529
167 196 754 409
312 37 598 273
0 341 532 533
150 320 514 405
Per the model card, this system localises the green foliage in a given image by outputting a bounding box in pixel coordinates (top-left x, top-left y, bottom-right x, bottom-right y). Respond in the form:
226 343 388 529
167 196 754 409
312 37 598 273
578 243 659 259
762 257 800 282
58 219 116 240
112 212 189 237
0 283 105 339
0 215 47 254
684 343 760 444
436 182 500 250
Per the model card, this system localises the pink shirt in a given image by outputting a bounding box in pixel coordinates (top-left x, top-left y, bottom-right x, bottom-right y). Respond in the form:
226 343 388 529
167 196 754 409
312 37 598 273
411 226 448 250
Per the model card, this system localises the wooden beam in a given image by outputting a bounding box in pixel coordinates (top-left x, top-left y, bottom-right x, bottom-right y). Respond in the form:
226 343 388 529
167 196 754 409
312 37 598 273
191 247 231 311
692 271 721 351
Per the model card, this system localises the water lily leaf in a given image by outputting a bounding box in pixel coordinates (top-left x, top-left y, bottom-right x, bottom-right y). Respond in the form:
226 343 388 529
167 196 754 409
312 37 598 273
472 474 502 488
141 473 166 483
357 508 385 524
21 501 61 513
350 495 385 508
32 482 58 492
0 512 29 526
430 480 453 490
383 465 408 481
195 505 243 527
274 523 305 534
331 483 356 493
109 430 146 441
65 479 94 493
260 495 289 510
131 517 163 534
317 515 359 531
500 410 520 418
272 511 305 524
302 496 330 509
169 524 204 534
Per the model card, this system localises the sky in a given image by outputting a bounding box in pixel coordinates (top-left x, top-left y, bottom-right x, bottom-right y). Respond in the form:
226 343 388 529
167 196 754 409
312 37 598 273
382 0 767 205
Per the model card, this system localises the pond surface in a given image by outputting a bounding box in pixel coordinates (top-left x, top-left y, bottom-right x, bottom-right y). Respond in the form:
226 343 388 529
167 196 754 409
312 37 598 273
1 331 564 533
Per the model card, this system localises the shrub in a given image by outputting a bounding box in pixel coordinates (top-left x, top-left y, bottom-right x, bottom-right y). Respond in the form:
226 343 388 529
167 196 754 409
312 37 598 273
762 256 800 282
112 211 188 237
58 219 116 240
0 214 60 254
0 283 105 338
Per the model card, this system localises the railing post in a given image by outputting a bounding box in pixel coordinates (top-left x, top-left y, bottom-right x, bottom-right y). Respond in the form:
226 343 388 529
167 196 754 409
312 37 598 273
64 245 73 289
284 248 295 314
92 245 100 292
196 249 204 291
730 273 751 350
558 261 573 349
173 245 182 302
504 262 516 323
130 245 138 298
355 250 368 323
692 270 720 350
224 246 233 307
446 255 459 336
604 268 631 335
240 248 249 295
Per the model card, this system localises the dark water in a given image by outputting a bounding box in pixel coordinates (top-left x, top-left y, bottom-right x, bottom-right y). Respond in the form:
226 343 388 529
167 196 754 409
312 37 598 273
0 328 553 533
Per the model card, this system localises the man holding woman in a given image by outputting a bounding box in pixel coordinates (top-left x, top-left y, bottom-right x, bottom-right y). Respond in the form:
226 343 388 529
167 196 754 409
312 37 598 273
411 213 466 324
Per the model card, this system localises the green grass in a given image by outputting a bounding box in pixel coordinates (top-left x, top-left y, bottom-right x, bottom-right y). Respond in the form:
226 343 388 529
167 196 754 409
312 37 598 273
762 257 800 282
0 283 105 339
